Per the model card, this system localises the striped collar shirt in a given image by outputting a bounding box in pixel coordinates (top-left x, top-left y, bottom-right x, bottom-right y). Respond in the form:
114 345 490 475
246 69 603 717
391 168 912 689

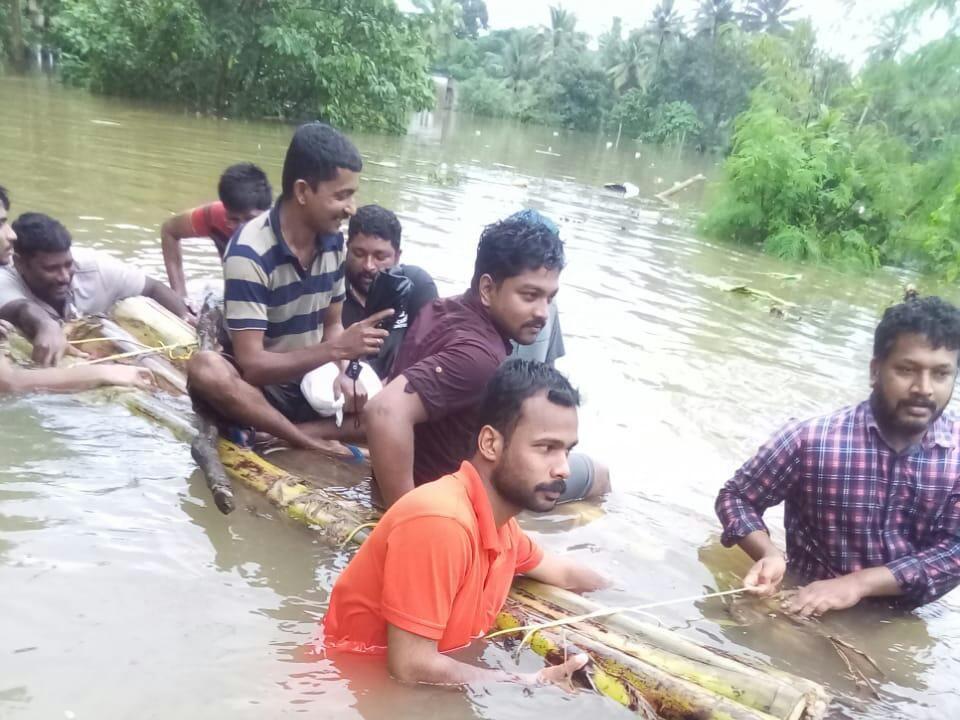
223 203 346 352
716 401 960 606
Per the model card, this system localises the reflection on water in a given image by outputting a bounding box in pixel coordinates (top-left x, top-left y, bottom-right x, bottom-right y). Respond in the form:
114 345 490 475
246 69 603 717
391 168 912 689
1 74 958 719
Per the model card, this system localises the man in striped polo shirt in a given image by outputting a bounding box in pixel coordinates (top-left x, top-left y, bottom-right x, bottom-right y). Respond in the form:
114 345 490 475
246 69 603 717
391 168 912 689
187 123 391 452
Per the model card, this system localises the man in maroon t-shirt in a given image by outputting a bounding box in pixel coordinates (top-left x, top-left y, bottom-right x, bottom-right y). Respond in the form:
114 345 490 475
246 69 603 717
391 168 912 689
364 213 610 507
159 162 272 300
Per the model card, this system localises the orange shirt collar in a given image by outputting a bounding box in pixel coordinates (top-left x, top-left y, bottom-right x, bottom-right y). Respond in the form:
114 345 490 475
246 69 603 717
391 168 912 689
458 460 513 553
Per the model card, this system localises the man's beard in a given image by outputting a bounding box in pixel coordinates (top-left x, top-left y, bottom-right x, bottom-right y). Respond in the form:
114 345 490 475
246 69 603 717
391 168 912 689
491 461 566 513
870 384 943 438
346 270 375 297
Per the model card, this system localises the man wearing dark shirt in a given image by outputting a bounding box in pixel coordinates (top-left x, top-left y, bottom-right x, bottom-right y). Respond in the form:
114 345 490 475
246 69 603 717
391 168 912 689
364 214 610 507
717 295 960 616
341 205 437 378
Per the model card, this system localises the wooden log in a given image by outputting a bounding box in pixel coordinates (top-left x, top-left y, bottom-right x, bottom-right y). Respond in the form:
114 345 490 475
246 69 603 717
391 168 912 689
495 607 782 720
512 580 828 719
655 174 706 203
189 299 234 515
504 584 812 720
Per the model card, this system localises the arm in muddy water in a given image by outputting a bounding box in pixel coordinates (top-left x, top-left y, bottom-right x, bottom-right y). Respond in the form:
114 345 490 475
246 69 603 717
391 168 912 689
386 623 588 688
522 551 611 594
0 298 69 366
785 566 901 618
738 530 787 596
0 355 154 394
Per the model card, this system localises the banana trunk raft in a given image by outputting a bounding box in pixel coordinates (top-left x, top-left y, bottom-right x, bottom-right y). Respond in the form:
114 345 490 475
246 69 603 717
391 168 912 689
6 297 829 720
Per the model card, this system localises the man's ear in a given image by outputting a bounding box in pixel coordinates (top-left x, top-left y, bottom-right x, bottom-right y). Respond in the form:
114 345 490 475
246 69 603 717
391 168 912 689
869 357 879 388
293 178 310 206
477 424 503 463
477 274 496 308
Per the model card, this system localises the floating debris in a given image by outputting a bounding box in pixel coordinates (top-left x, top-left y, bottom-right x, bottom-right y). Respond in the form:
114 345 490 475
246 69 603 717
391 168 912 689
535 147 561 157
763 272 803 282
90 119 122 127
603 182 640 199
367 160 398 169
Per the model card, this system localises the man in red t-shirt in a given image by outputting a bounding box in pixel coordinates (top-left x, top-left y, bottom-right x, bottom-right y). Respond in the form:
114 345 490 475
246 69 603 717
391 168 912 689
323 359 608 686
160 162 272 299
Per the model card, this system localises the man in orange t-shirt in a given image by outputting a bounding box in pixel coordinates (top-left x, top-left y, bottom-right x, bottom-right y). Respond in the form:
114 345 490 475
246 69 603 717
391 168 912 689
159 162 272 300
323 359 608 687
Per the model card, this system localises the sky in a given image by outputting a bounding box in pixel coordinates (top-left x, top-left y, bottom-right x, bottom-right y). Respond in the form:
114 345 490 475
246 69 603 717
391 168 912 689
399 1 944 68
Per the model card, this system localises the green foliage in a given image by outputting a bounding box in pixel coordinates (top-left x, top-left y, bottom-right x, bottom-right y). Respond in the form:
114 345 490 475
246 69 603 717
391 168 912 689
703 12 960 279
457 74 513 117
429 1 771 146
49 0 433 133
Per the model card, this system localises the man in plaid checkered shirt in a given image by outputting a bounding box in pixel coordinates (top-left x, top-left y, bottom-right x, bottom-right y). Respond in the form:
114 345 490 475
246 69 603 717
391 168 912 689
717 294 960 617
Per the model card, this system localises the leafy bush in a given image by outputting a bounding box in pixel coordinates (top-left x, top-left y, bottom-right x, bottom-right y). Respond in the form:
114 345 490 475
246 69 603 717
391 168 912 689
457 74 513 117
51 0 434 133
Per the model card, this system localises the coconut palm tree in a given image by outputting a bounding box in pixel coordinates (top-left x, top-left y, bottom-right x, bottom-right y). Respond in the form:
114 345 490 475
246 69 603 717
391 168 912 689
599 15 624 69
868 11 910 62
491 29 545 95
412 0 464 57
695 0 737 38
741 0 799 35
648 0 684 71
548 5 578 48
607 29 653 93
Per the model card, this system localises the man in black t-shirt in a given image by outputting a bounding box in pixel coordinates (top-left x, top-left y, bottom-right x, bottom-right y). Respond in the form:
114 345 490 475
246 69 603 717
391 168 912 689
342 205 438 378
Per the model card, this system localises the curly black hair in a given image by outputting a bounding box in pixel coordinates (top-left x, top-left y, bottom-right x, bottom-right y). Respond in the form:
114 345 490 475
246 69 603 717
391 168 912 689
477 359 580 439
348 204 402 251
873 294 960 360
470 215 565 291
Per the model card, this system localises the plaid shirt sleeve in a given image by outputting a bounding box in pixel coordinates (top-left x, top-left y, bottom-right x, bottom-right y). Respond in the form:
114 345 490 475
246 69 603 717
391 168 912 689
716 421 805 547
885 483 960 605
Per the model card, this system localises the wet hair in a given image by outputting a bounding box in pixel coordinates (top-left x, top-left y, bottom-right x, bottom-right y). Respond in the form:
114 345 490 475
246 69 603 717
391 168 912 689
348 204 402 251
0 185 9 211
12 213 72 258
218 163 272 214
471 214 565 291
281 122 362 199
478 359 580 439
873 294 960 360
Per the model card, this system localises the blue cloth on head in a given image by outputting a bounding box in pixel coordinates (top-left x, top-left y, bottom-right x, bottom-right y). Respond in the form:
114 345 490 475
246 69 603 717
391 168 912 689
507 208 559 237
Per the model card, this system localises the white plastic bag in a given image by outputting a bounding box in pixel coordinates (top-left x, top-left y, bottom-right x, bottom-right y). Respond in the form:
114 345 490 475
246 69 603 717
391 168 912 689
300 361 383 426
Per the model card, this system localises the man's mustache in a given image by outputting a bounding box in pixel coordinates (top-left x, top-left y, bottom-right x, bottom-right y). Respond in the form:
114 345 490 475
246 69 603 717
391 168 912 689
535 479 567 495
898 398 936 412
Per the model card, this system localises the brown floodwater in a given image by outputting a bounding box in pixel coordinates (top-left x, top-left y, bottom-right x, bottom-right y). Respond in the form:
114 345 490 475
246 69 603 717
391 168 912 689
1 74 958 720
